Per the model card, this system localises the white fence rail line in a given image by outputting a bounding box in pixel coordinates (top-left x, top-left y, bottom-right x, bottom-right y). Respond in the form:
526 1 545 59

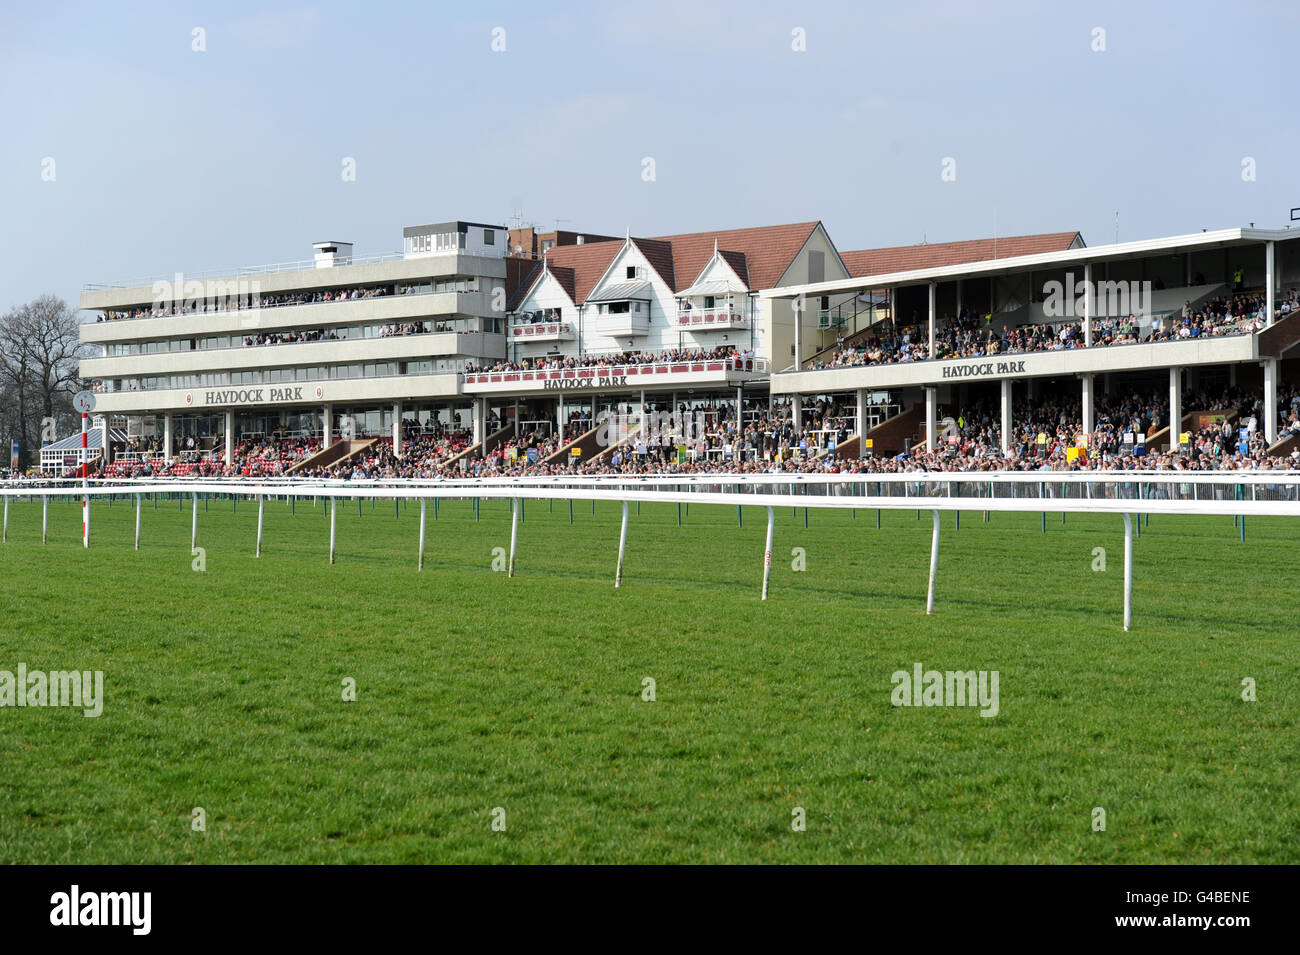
5 473 1300 635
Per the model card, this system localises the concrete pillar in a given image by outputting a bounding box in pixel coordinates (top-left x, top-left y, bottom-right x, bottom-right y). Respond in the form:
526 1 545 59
164 413 173 463
1168 367 1182 452
224 409 234 466
1263 359 1279 444
927 282 937 358
557 395 565 444
472 398 485 447
392 401 402 458
1000 378 1012 453
793 298 803 369
323 404 333 448
792 394 802 431
1265 240 1276 326
1081 374 1095 439
856 388 867 437
1082 262 1093 347
955 279 963 319
925 386 936 451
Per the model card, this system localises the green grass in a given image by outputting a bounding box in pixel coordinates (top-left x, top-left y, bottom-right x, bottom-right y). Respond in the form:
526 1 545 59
0 492 1296 863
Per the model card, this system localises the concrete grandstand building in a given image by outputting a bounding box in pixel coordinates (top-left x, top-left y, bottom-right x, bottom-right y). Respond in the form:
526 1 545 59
73 217 1300 476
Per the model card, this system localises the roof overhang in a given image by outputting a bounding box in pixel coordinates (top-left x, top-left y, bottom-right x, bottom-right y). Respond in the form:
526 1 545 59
760 227 1300 299
587 280 653 303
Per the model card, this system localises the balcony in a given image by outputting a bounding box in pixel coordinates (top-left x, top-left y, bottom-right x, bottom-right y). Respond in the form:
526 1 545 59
593 314 650 336
675 304 747 330
509 319 575 343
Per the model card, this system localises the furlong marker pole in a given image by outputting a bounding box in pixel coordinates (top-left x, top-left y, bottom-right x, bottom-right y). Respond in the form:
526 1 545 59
256 495 264 557
191 492 198 551
761 506 774 600
615 500 629 588
81 411 89 548
329 498 337 564
42 495 48 544
418 498 426 571
2 495 7 543
134 494 141 550
927 509 941 615
508 497 519 578
1122 513 1133 632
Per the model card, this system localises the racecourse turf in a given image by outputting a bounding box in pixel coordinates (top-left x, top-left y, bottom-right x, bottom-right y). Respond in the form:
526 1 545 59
0 492 1296 863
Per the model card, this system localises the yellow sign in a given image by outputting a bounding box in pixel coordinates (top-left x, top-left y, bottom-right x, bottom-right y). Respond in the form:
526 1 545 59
570 447 582 457
1179 432 1191 446
864 439 874 449
1066 447 1083 463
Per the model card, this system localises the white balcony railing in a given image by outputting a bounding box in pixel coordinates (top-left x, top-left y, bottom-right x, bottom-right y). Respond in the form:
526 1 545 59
676 305 747 329
509 320 575 341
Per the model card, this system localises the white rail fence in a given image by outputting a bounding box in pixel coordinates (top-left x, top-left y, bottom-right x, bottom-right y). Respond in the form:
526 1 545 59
4 471 1300 633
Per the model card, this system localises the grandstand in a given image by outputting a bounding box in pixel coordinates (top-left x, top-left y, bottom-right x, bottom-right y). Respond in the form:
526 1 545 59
64 220 1300 480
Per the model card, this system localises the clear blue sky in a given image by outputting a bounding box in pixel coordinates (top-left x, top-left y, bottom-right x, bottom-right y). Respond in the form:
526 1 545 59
2 0 1295 311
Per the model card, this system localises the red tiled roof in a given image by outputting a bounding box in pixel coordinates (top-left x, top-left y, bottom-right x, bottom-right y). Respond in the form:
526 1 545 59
540 240 625 303
532 220 824 305
717 250 749 287
631 238 675 290
840 231 1083 278
651 221 821 292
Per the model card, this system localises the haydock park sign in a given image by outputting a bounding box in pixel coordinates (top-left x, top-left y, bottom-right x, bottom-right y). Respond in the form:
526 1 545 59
940 359 1027 380
188 385 322 407
542 375 628 391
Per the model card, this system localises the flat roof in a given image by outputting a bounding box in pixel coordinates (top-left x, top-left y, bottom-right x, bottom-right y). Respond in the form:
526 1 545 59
760 227 1300 299
403 221 505 237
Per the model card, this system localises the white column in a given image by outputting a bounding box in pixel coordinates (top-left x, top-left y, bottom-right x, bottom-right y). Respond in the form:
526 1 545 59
793 298 803 369
164 413 173 463
1000 378 1012 453
1265 240 1276 326
557 396 565 444
323 404 333 448
925 387 936 451
224 409 234 466
1081 374 1095 439
856 388 867 437
472 398 484 447
392 401 402 458
1082 262 1093 347
955 279 963 319
792 394 802 431
1264 358 1279 444
639 389 646 428
1168 367 1182 452
927 282 937 358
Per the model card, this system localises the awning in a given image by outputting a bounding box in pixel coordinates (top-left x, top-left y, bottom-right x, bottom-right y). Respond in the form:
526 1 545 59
587 280 653 303
676 278 747 297
41 427 126 452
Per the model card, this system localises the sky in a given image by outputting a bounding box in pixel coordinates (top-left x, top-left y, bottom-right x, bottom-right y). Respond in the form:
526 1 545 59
2 0 1296 312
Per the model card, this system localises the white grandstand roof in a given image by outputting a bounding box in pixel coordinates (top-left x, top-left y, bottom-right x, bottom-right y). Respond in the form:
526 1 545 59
761 226 1300 298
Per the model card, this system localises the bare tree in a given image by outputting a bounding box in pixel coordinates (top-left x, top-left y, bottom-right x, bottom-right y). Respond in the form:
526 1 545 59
0 296 87 470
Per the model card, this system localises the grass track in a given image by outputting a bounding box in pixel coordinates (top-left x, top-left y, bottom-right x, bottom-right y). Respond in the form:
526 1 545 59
0 492 1296 863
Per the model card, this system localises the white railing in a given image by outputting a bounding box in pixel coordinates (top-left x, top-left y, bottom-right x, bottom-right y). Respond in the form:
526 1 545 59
82 251 415 290
676 305 747 328
463 355 768 385
6 471 1298 632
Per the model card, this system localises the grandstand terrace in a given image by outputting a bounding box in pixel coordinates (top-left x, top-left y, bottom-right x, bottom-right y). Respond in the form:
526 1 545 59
70 219 1300 481
766 226 1300 462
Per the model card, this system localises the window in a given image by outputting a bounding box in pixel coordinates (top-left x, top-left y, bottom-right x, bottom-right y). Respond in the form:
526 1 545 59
808 250 825 284
626 266 636 280
483 229 495 245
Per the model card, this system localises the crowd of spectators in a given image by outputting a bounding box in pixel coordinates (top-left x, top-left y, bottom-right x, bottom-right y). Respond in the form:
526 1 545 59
466 346 754 375
97 285 394 322
814 292 1282 372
